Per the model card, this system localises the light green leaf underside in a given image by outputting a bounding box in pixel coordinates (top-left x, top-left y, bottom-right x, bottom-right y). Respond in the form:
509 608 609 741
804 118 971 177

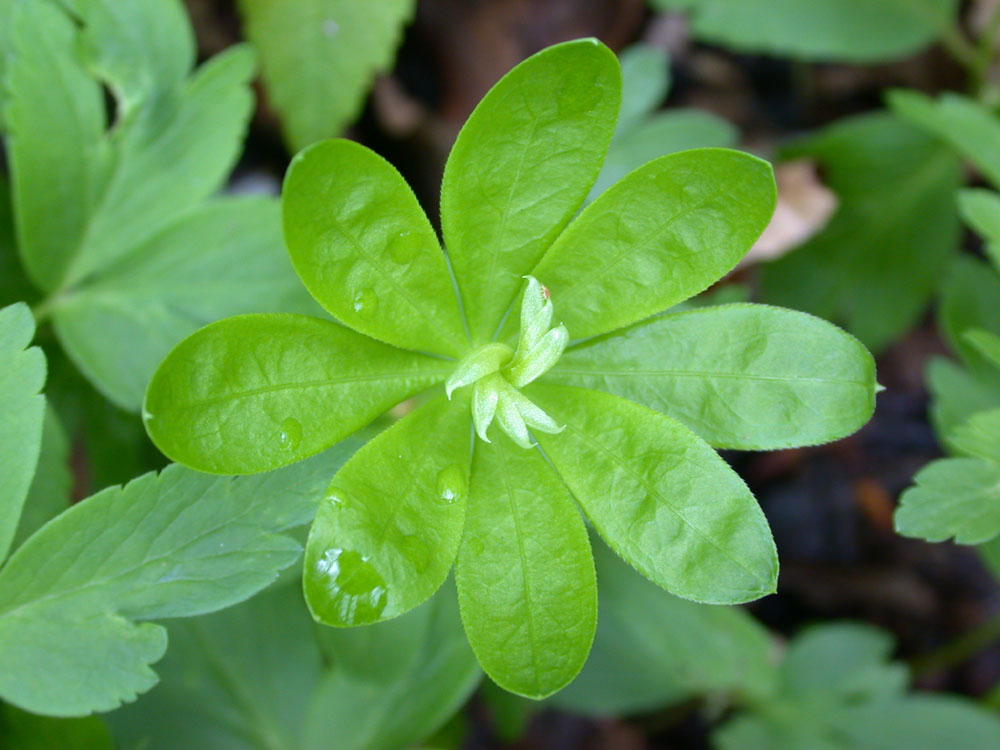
238 0 415 152
52 197 316 412
959 189 1000 270
653 0 958 63
7 0 255 292
546 303 875 450
531 384 777 604
761 112 961 353
144 313 450 475
304 396 470 626
530 148 775 342
109 581 480 750
0 448 351 716
552 537 775 716
440 39 621 344
895 457 1000 545
12 406 71 552
283 138 466 357
939 256 1000 377
890 90 1000 190
588 110 738 203
456 433 596 699
0 302 45 563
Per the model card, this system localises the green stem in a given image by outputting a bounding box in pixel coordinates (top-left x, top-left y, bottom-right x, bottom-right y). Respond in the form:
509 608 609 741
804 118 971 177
910 611 1000 677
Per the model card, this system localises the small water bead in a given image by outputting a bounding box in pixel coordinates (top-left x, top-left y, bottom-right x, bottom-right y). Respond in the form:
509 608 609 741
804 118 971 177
435 464 466 505
311 547 389 625
388 230 416 264
278 417 302 450
324 488 348 509
352 288 379 320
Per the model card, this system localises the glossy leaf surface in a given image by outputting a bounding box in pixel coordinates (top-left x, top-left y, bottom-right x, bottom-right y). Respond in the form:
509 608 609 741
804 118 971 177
530 149 775 341
0 303 45 562
304 396 470 626
144 313 450 475
239 0 415 151
0 447 354 716
531 385 777 604
440 39 620 343
456 434 596 698
547 303 876 450
284 138 465 356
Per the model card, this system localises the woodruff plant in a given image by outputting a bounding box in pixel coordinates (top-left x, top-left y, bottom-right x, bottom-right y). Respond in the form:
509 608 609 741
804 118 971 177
144 39 877 697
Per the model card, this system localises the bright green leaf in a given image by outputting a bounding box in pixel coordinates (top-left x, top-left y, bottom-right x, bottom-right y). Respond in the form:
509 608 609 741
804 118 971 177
12 407 70 551
238 0 415 151
588 110 738 202
0 302 45 562
455 433 596 699
51 197 316 411
895 457 1000 544
304 396 470 626
761 113 961 353
890 90 1000 190
440 39 621 344
531 384 777 604
144 313 450 475
530 148 775 342
552 536 776 716
546 303 876 450
947 408 1000 462
653 0 959 63
0 446 355 716
283 138 466 357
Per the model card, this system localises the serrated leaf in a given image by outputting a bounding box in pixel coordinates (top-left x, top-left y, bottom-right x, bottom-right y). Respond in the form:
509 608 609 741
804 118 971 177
761 113 961 353
51 197 315 411
530 384 777 604
440 39 621 344
551 537 776 716
0 302 45 562
895 457 1000 544
546 303 876 450
939 256 1000 376
529 149 775 342
587 110 738 203
455 434 596 699
12 406 70 551
238 0 415 152
653 0 958 63
144 313 450 475
890 90 1000 190
0 446 356 717
304 396 470 626
282 138 466 357
927 356 1000 438
947 408 1000 462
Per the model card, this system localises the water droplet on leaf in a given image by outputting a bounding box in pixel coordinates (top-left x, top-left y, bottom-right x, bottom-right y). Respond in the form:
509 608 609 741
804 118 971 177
324 488 347 508
310 547 388 625
389 231 416 263
352 289 379 320
278 417 302 450
435 464 466 504
322 19 339 37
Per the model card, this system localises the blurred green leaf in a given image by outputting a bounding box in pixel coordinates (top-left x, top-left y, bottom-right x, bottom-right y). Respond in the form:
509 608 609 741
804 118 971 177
939 257 1000 377
11 406 70 550
761 113 961 353
238 0 415 152
0 703 112 750
651 0 959 63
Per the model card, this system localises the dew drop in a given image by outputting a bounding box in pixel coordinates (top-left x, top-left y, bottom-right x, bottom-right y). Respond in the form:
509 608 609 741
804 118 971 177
388 231 417 264
435 464 466 505
352 288 379 320
310 547 389 625
324 487 348 508
278 417 302 450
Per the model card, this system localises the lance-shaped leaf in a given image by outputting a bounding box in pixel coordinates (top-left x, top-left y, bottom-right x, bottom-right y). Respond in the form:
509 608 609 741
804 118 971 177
304 396 471 626
530 384 777 604
529 149 775 342
455 434 596 698
51 197 315 412
895 458 1000 545
545 304 876 450
144 313 451 475
283 139 467 357
0 303 45 562
0 447 355 717
440 39 621 344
